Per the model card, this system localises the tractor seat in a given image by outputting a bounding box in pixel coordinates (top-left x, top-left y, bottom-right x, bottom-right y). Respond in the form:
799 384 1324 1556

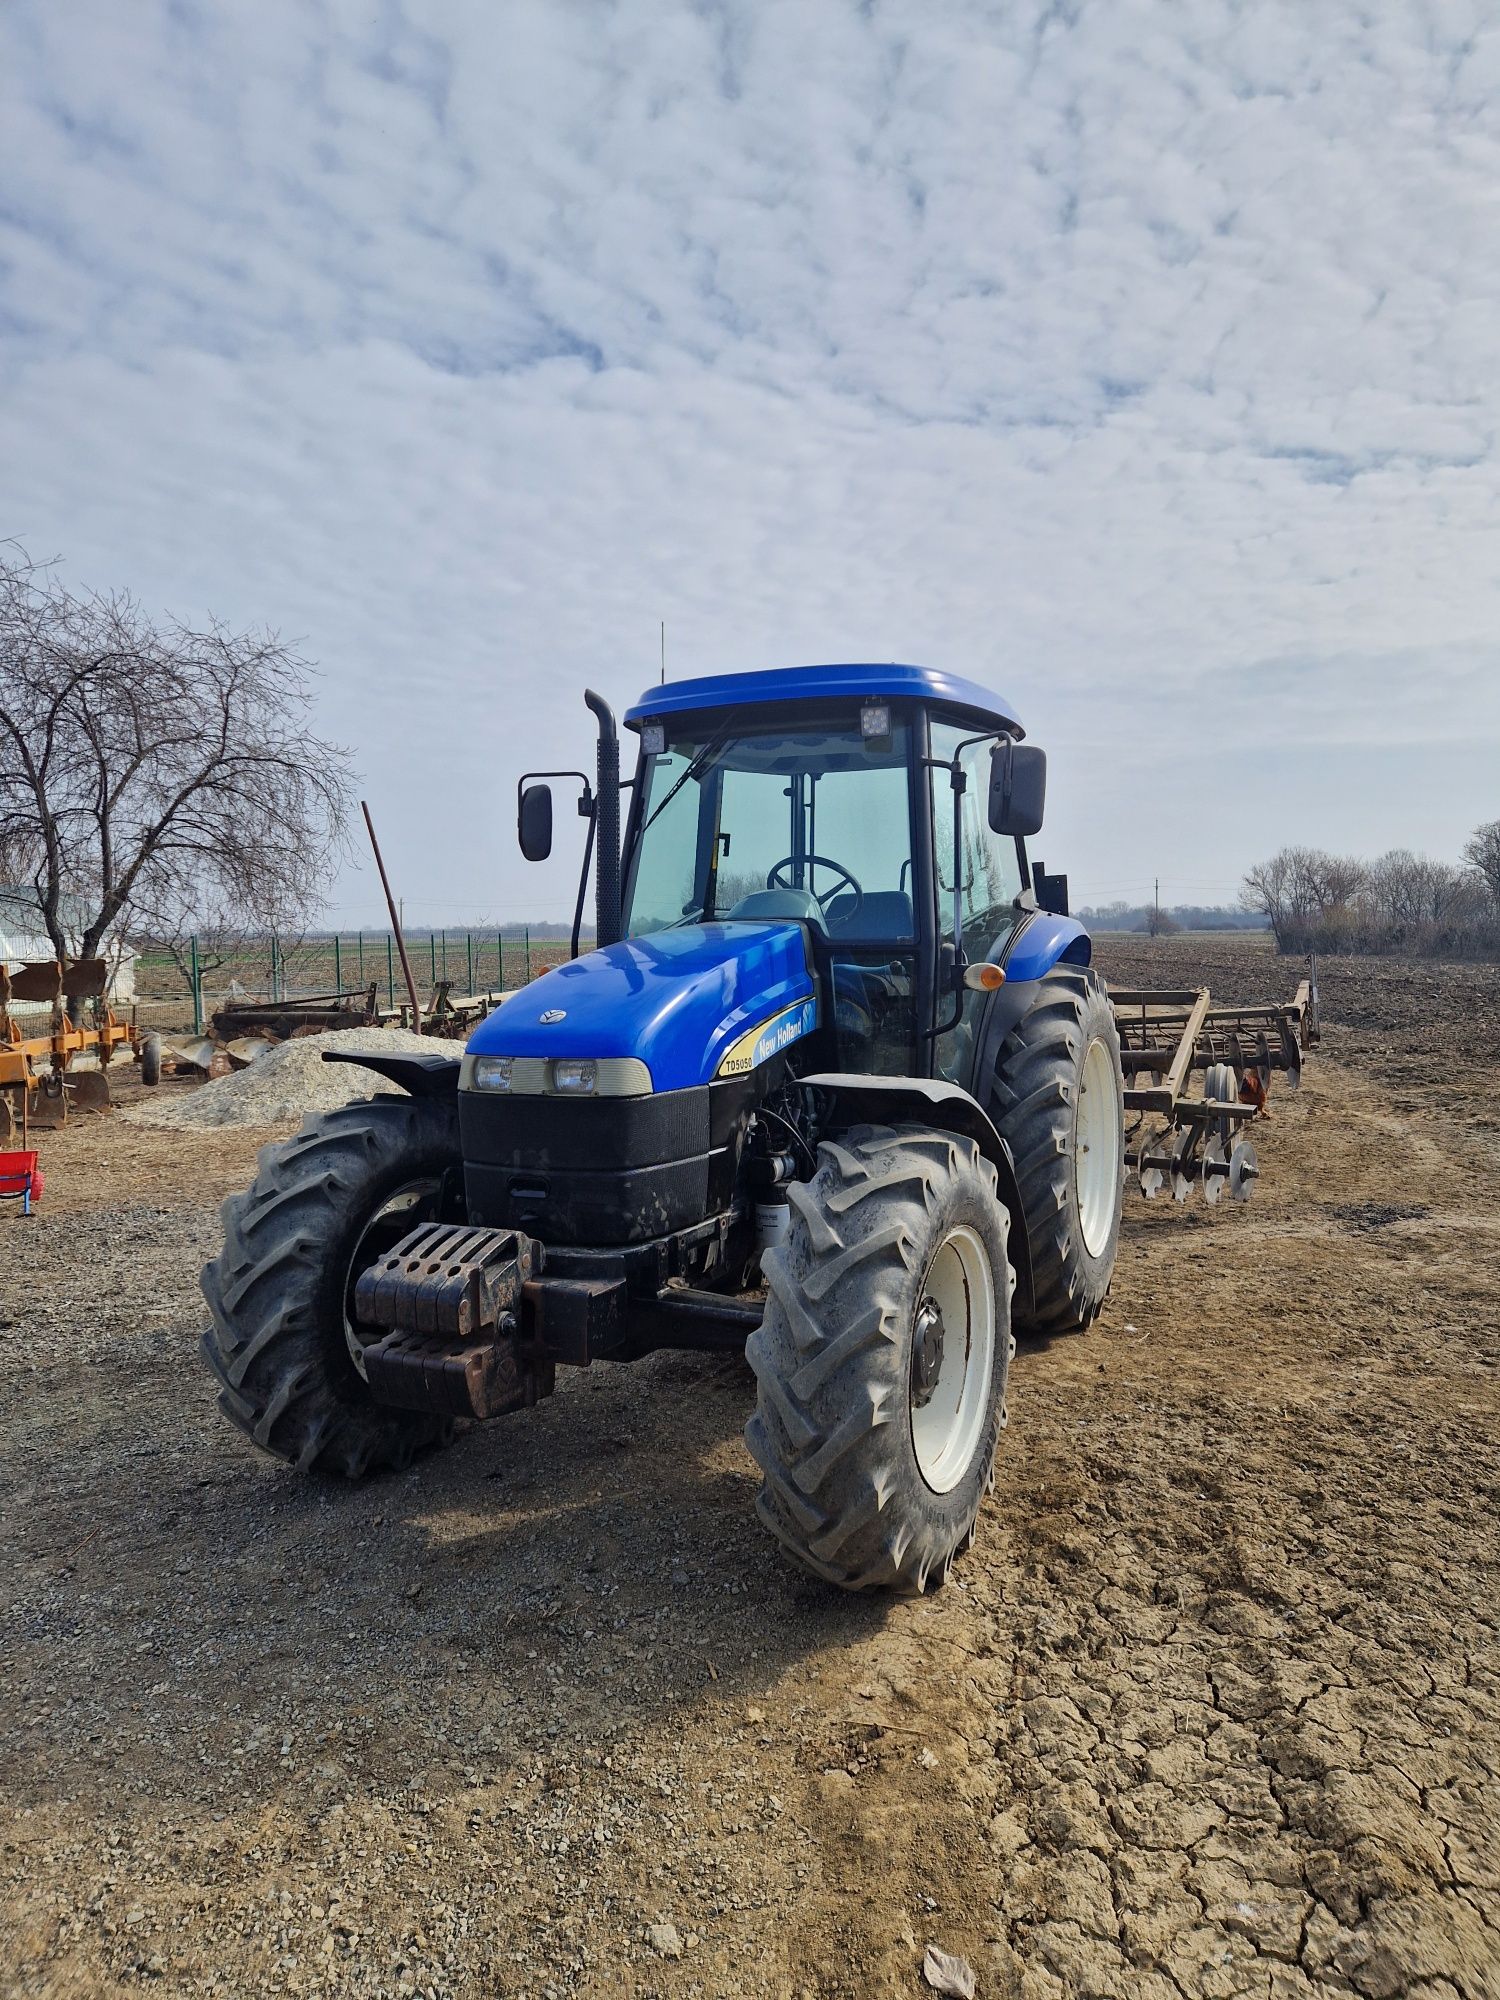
725 888 827 929
825 891 914 942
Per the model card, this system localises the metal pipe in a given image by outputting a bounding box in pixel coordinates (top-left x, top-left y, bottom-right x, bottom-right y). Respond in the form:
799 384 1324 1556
361 800 423 1033
584 689 622 946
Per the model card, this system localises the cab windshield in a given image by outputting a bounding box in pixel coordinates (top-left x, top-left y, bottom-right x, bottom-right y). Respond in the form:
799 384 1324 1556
623 708 915 944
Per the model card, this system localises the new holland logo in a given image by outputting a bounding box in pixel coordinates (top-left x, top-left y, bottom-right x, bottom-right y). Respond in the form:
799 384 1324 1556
715 996 817 1079
539 1009 566 1024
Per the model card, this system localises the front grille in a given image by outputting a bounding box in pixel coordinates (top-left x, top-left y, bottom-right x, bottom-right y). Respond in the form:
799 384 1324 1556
459 1085 712 1246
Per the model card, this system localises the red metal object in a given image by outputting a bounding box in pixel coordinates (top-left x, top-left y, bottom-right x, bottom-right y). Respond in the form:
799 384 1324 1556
0 1150 43 1215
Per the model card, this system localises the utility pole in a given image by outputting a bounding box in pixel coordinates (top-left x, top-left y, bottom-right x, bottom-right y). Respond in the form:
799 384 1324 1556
660 620 666 685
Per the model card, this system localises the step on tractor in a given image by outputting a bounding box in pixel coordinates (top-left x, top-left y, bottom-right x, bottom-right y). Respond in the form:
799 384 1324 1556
202 665 1316 1592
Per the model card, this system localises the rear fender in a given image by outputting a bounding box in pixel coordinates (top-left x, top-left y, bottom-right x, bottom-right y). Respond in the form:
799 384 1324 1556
796 1073 1032 1318
321 1051 462 1099
1000 910 1091 982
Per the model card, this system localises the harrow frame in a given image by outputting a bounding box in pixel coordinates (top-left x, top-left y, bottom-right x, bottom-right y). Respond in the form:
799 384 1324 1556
1109 963 1319 1205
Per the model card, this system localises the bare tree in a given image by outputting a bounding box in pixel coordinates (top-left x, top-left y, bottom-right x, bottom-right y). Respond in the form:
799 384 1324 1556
1240 846 1366 951
1363 850 1468 942
0 546 353 966
1464 819 1500 907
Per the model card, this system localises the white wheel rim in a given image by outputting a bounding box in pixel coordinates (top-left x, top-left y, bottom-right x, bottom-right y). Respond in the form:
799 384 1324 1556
1076 1036 1122 1259
909 1224 996 1494
344 1178 442 1379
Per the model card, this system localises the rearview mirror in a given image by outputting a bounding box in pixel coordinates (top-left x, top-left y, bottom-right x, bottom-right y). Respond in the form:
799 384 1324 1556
988 741 1046 837
518 783 553 862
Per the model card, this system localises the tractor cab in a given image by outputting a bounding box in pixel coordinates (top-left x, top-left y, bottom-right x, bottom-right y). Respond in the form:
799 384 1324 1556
519 663 1062 1096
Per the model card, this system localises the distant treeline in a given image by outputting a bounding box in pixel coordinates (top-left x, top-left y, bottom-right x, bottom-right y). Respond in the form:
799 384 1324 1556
1076 902 1269 933
1242 827 1500 958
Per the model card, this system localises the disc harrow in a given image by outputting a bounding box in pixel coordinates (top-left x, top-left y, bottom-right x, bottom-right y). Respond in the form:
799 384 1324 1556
1110 960 1317 1207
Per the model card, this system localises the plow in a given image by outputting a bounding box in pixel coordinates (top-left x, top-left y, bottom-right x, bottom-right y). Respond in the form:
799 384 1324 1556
0 956 155 1139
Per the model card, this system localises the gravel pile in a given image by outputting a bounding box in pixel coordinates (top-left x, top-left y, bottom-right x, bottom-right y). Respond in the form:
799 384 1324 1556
124 1027 448 1129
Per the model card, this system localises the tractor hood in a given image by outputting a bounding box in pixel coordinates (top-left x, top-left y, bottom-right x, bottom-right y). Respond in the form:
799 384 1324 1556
465 922 817 1093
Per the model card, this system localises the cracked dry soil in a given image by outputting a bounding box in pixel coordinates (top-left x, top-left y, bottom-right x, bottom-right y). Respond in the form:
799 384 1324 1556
2 936 1497 1999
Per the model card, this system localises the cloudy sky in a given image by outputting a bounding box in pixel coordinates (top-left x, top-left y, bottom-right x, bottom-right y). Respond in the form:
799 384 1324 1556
3 1 1498 924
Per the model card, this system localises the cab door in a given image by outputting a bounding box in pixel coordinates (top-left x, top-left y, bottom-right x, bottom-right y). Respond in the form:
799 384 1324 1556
927 715 1026 1084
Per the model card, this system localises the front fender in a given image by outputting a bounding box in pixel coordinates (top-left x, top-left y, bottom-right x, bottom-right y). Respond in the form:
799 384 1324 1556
321 1050 462 1099
796 1072 1032 1318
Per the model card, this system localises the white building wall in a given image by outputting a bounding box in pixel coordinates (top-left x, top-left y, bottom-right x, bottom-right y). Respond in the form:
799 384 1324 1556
0 923 137 1022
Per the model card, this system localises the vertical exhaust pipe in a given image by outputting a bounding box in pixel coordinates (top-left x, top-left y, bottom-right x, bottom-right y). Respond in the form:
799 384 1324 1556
584 689 621 947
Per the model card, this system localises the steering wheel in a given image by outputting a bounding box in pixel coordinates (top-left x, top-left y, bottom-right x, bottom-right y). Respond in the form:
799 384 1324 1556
766 854 864 924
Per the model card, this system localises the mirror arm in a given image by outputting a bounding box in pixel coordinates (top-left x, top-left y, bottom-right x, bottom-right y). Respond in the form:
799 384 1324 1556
516 768 593 818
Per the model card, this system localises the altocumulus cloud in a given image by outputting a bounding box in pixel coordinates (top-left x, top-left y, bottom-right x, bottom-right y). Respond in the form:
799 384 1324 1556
2 0 1498 917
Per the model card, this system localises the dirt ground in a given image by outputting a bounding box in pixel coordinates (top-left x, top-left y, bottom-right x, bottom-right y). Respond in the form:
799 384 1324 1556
3 935 1497 2000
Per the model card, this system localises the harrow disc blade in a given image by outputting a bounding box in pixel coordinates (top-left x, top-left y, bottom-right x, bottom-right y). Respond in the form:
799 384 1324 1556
1229 1140 1259 1203
1171 1128 1197 1203
1201 1134 1228 1206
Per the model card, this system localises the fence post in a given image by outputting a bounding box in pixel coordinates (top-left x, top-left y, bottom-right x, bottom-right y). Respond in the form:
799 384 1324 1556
441 928 448 981
334 933 342 993
190 932 203 1035
386 933 395 1008
271 933 279 1003
498 932 504 991
358 930 365 983
466 932 474 994
525 925 531 981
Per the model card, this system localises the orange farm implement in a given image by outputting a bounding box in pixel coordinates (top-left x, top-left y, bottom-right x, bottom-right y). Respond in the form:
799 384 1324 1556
0 958 156 1140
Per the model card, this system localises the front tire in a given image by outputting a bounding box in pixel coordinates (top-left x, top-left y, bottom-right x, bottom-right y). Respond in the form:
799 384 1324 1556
200 1094 463 1477
745 1124 1014 1593
988 967 1124 1336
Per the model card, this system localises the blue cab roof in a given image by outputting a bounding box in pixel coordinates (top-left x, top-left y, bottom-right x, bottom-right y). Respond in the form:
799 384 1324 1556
624 663 1024 738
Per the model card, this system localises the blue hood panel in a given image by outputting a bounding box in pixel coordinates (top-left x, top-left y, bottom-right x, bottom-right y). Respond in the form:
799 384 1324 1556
465 923 816 1093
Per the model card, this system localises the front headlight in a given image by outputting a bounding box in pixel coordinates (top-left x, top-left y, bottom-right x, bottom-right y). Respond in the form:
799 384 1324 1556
471 1056 513 1092
552 1058 597 1095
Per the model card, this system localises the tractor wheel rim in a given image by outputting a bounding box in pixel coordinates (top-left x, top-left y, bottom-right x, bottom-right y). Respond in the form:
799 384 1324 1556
1076 1036 1121 1259
342 1177 443 1380
909 1224 995 1494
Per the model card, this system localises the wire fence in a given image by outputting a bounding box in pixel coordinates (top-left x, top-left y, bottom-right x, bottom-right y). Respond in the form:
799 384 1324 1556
130 930 587 1034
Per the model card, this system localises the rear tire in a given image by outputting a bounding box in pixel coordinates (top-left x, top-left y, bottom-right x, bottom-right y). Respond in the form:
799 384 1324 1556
200 1094 463 1477
745 1123 1014 1593
988 966 1124 1335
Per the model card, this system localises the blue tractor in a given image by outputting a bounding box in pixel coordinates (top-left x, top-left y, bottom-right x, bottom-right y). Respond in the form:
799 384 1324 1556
202 665 1128 1591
